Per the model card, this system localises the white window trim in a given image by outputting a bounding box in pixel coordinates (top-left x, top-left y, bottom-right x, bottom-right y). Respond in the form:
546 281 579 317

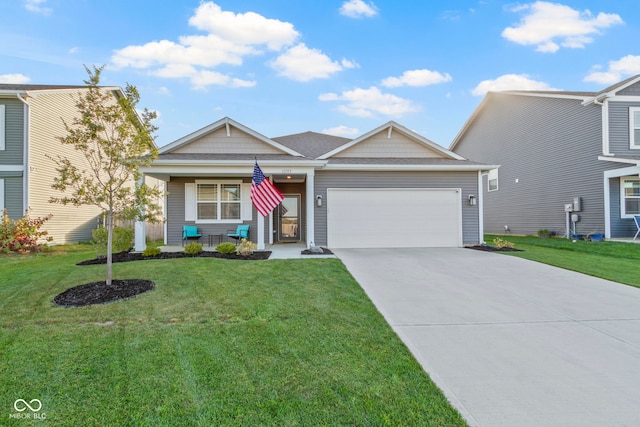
194 180 243 224
0 105 5 151
487 168 499 192
630 107 640 149
620 177 640 218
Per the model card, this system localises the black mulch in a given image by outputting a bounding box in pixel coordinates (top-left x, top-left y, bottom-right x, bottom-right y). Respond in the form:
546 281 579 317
53 279 155 307
77 250 271 265
301 247 334 255
466 245 524 252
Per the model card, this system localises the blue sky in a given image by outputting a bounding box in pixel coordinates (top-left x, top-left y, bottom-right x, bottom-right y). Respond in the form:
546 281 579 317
1 0 638 148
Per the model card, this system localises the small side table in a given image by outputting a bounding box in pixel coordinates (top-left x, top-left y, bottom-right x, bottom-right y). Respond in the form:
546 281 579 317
208 234 223 247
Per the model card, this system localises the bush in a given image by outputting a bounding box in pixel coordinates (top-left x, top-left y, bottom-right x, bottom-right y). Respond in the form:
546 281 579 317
236 238 257 256
184 242 203 255
493 237 515 249
142 246 161 257
0 209 53 254
92 226 134 255
216 242 237 254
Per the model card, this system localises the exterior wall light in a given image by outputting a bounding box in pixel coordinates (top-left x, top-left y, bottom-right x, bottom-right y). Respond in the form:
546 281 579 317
468 194 477 206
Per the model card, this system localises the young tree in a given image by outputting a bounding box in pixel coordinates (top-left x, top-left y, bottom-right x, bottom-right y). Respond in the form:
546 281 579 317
50 65 162 285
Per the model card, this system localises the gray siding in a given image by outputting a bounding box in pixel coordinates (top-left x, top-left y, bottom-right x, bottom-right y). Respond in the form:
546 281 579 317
608 176 640 238
167 177 258 245
313 170 480 246
1 175 24 218
618 82 640 96
0 99 24 165
609 101 640 155
454 93 608 236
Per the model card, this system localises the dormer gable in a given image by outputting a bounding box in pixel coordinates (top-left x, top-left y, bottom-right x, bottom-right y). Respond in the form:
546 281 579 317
159 117 303 157
319 121 463 160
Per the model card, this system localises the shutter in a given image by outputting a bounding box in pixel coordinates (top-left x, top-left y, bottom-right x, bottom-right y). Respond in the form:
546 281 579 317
241 183 252 220
185 183 196 221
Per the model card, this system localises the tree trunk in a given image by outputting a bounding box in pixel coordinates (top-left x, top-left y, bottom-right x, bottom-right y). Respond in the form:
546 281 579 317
106 210 113 286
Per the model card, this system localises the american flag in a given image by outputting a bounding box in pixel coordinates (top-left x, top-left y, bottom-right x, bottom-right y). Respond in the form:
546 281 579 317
251 161 284 217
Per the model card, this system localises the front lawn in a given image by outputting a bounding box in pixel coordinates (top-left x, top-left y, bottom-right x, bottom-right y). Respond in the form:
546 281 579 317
485 234 640 288
0 246 466 426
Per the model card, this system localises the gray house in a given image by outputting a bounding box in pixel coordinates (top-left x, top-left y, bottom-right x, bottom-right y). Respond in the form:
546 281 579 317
450 75 640 239
137 117 496 250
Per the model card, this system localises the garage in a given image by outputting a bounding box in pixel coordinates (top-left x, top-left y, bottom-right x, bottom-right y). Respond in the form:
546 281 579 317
326 188 462 249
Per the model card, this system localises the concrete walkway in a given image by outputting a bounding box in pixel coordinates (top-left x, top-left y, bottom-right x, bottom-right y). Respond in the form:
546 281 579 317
333 248 640 427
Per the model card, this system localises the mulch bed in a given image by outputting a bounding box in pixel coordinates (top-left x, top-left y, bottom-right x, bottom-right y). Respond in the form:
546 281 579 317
466 245 524 252
301 247 334 255
53 279 155 307
77 250 271 265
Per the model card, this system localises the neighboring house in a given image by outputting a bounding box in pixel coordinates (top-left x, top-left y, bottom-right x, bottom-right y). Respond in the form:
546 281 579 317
137 117 496 250
450 74 640 239
0 84 163 244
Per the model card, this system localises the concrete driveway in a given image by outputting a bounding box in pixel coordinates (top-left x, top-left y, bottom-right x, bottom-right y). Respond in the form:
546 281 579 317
333 248 640 427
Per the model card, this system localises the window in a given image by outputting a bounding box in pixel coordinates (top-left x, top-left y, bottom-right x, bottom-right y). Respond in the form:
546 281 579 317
488 169 499 192
630 107 640 149
194 181 241 222
621 177 640 217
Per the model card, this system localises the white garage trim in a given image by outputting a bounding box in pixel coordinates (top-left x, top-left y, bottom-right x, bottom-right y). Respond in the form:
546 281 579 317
327 188 462 248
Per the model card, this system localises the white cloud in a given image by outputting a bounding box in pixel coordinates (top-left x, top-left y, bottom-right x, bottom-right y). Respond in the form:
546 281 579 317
381 69 452 88
584 55 640 84
188 2 299 50
502 1 623 53
472 74 559 96
24 0 51 15
319 86 421 118
322 125 360 137
111 1 297 88
0 73 31 84
340 0 379 18
270 44 356 82
157 86 171 96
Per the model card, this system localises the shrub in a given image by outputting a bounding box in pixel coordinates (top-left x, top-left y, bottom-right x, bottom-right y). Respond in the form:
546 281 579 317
236 238 258 256
142 246 161 257
0 209 53 254
493 237 515 249
184 242 203 255
92 226 134 255
216 242 237 254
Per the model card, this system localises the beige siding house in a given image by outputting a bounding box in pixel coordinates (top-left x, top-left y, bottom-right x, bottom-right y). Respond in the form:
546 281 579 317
0 84 162 245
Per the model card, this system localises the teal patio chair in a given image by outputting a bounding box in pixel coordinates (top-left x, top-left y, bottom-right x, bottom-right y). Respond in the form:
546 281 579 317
227 224 250 243
182 225 202 246
634 216 640 241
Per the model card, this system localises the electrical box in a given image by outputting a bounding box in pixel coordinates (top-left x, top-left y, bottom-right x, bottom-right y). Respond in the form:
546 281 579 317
564 203 574 212
571 214 580 223
573 197 582 212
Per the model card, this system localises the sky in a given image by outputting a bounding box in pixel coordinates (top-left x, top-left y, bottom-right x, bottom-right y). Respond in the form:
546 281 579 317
1 0 639 148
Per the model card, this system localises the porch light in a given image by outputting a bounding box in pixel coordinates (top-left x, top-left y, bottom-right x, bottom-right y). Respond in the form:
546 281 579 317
468 194 477 206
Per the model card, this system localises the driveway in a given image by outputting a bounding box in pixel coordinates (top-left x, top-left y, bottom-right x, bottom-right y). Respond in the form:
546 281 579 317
333 248 640 427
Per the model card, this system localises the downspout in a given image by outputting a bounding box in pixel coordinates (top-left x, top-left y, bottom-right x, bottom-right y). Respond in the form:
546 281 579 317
594 96 612 156
16 93 29 213
478 170 484 244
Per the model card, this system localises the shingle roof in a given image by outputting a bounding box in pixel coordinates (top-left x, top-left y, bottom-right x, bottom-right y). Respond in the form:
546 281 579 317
0 84 87 91
272 131 351 159
326 157 484 166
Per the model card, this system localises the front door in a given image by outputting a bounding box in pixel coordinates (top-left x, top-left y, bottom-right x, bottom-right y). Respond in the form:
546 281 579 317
278 194 300 242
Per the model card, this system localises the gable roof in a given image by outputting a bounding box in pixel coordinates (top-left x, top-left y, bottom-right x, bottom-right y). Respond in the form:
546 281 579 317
159 117 304 157
319 121 464 160
582 74 640 105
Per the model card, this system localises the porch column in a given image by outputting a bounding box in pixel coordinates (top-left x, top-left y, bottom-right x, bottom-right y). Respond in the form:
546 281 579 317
134 176 146 252
257 213 265 250
306 170 315 248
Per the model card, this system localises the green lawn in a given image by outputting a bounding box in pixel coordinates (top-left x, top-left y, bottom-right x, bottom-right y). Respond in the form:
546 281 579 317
0 246 466 426
485 234 640 288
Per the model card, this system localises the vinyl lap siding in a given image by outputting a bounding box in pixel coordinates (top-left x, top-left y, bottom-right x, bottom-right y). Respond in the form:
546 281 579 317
609 101 640 155
2 176 23 218
618 82 640 96
313 170 480 246
454 94 607 236
1 99 24 165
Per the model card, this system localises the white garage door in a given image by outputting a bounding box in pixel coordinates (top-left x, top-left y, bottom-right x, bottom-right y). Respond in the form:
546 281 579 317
327 188 462 248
